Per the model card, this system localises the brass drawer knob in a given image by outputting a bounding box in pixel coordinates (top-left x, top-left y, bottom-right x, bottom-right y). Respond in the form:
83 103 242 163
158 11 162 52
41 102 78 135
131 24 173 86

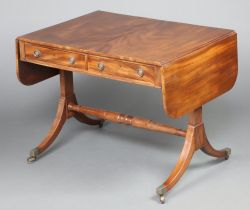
33 50 41 58
69 57 76 65
97 62 105 71
137 67 144 77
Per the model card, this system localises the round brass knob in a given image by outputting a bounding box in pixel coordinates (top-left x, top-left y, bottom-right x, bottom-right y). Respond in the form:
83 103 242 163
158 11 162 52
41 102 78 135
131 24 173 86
33 50 41 58
137 67 144 77
97 62 105 71
69 57 76 65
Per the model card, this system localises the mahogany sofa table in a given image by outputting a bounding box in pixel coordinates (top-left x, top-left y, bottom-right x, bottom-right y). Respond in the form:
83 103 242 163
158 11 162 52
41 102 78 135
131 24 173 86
16 11 238 203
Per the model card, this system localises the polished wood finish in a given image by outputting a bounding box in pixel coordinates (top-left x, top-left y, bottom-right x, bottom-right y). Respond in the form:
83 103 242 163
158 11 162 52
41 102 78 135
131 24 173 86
72 95 103 126
37 97 67 154
35 71 72 154
68 103 186 137
162 33 238 117
18 41 161 88
16 40 59 85
87 55 160 87
17 11 233 66
24 43 86 70
33 71 103 155
16 11 238 116
16 11 237 203
157 107 230 202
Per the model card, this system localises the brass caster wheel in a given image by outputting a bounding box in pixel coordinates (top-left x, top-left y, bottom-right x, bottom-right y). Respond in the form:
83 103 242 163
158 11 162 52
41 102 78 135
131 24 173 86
156 184 167 204
224 148 231 160
27 148 39 164
159 194 165 204
99 120 105 128
27 156 36 164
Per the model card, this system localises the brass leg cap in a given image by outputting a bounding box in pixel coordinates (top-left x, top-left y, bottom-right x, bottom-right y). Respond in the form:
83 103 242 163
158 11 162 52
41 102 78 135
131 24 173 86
27 148 39 164
224 148 231 160
159 194 165 204
27 156 36 164
156 184 167 204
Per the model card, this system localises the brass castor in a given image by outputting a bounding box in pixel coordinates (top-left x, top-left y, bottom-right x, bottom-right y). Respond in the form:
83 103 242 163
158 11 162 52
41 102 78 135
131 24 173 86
27 156 36 163
156 184 167 204
27 148 39 164
159 194 165 204
98 120 105 128
224 148 231 160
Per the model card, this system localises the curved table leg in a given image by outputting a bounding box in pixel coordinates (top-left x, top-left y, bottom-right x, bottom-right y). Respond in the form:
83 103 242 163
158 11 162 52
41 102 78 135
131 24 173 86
156 107 231 203
27 70 71 163
27 71 105 163
201 127 231 160
27 98 67 163
72 94 105 127
156 125 196 204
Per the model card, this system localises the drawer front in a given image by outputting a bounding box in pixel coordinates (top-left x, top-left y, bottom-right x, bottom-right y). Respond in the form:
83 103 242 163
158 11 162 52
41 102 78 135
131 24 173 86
87 56 159 86
24 43 85 69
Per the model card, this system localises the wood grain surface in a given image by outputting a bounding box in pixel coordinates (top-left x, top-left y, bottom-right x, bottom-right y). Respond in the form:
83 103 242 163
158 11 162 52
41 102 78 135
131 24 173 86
16 40 59 85
158 107 230 197
24 43 85 70
87 55 160 87
161 33 238 118
18 11 236 202
68 103 186 137
16 10 238 117
17 11 234 66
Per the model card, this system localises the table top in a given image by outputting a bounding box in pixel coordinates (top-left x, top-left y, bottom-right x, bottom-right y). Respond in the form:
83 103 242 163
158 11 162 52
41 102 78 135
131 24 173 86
18 11 234 66
16 11 237 118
